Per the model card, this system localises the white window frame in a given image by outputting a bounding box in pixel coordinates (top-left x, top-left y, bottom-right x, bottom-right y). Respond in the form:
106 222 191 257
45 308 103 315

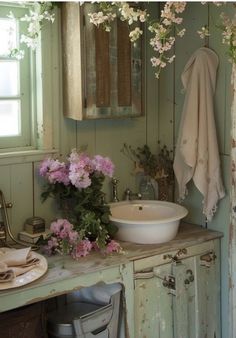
0 5 34 150
0 2 60 164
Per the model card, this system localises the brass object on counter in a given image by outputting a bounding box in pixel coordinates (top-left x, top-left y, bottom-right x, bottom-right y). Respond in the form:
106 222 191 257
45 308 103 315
24 216 45 234
0 190 38 250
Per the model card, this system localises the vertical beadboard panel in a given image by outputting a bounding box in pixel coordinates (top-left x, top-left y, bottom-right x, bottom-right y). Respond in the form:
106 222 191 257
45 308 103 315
196 241 221 337
157 4 174 150
145 3 159 153
0 165 11 199
135 263 173 338
209 3 232 155
0 165 12 227
10 163 33 236
173 262 189 338
33 161 59 228
95 117 147 201
154 264 174 338
207 154 230 338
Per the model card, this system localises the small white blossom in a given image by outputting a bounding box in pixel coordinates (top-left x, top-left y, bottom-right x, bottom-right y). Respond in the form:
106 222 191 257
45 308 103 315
168 55 176 63
129 27 143 42
197 26 210 39
20 34 38 50
177 28 186 37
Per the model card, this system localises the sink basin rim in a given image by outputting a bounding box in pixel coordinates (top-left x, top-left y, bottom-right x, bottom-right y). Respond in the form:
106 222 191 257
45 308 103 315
109 200 188 225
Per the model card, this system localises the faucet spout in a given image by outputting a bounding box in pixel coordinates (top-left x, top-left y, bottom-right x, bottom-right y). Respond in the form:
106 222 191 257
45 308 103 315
123 188 142 201
111 177 119 202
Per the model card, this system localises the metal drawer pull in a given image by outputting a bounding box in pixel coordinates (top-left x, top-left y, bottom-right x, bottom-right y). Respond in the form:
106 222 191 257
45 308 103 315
134 271 155 280
163 248 188 263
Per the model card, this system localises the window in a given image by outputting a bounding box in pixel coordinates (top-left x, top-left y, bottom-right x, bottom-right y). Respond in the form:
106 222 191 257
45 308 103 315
0 3 59 162
0 5 34 151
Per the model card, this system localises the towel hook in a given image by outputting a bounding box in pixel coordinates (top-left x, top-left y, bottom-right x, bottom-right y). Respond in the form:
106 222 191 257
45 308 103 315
204 24 209 48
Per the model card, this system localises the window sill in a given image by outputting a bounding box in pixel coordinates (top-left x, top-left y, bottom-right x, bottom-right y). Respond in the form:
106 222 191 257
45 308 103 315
0 149 59 166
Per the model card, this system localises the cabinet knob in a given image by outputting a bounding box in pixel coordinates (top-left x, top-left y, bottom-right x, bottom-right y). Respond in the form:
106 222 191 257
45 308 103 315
200 251 216 267
184 269 194 285
163 248 188 264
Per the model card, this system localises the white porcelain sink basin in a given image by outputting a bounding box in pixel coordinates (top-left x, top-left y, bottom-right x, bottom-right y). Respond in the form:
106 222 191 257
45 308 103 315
109 200 188 244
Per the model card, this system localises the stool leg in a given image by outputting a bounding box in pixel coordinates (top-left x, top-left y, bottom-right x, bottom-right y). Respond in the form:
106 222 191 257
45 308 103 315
73 318 86 338
107 292 121 338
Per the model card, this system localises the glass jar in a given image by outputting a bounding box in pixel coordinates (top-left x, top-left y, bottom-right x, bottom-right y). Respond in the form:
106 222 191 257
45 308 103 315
139 175 155 200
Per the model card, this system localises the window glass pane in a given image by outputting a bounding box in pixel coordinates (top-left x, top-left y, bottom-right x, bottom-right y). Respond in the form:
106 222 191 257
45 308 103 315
0 18 17 56
0 61 19 97
0 100 21 136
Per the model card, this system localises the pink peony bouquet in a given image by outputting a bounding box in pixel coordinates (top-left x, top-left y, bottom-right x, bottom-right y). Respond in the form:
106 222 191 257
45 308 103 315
39 149 121 257
43 219 122 259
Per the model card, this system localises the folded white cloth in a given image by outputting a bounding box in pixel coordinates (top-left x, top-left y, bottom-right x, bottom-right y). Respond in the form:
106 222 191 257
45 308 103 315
173 47 225 221
0 247 40 282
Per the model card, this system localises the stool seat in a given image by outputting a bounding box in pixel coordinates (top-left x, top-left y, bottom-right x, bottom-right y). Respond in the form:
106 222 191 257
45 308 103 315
47 302 113 338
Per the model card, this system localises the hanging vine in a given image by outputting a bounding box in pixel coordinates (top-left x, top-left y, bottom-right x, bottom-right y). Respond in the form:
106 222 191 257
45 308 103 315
4 2 236 76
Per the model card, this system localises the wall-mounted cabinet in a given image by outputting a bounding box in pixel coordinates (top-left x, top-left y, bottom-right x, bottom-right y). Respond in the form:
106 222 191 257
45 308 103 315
61 3 145 120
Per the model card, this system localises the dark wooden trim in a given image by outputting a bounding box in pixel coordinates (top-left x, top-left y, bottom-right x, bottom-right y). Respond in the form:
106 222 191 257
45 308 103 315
95 27 110 107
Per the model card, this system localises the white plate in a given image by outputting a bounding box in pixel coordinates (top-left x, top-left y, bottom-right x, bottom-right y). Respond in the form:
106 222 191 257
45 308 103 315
0 251 48 290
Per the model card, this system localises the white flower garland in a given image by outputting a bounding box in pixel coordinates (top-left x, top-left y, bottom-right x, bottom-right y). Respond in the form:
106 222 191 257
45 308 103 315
5 2 236 76
88 2 186 78
88 2 236 78
8 2 55 60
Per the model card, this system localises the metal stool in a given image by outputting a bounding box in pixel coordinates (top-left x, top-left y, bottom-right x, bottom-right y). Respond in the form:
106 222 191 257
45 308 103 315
47 283 122 338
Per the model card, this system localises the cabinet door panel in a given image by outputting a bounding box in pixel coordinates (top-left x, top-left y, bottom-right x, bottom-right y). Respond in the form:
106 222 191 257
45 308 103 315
173 258 197 338
196 249 221 337
135 264 174 338
134 241 221 338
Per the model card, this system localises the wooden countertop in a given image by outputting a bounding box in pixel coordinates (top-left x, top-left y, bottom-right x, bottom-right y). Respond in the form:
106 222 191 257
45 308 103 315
0 222 223 312
122 222 223 261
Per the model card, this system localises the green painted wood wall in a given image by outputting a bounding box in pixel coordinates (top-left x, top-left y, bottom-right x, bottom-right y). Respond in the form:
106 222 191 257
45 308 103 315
159 3 231 338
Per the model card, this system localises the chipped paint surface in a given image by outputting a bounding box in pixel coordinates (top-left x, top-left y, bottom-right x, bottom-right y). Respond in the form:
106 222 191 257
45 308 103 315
0 223 222 338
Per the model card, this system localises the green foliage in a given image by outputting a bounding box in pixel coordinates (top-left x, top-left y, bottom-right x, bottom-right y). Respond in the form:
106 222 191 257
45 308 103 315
121 143 159 178
41 172 117 248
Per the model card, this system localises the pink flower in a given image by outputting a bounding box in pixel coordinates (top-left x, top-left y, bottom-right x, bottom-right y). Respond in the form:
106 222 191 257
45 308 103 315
91 241 100 251
69 166 91 189
48 166 70 185
39 158 54 176
93 155 114 177
68 230 79 243
72 239 93 258
39 158 70 185
105 240 122 254
50 219 73 236
43 236 59 255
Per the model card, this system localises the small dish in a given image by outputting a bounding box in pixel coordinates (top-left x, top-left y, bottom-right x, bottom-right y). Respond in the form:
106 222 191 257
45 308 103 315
0 251 48 290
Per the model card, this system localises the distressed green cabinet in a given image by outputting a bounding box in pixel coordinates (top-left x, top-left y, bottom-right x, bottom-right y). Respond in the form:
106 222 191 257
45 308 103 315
134 240 221 338
0 224 222 338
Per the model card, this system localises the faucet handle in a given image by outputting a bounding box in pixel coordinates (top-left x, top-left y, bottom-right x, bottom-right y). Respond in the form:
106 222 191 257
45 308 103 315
137 193 142 200
111 177 119 202
112 177 119 185
123 188 131 200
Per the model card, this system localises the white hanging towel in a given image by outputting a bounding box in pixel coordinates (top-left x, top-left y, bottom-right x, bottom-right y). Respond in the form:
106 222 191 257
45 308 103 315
173 47 225 221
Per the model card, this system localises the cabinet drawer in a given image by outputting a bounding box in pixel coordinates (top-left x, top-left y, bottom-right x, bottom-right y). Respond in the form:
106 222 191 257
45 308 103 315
134 240 217 272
